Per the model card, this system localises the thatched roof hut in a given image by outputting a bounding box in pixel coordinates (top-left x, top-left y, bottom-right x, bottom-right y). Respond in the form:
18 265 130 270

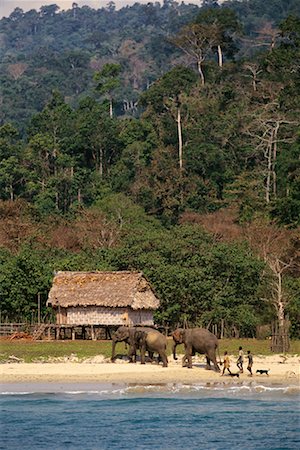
47 271 159 326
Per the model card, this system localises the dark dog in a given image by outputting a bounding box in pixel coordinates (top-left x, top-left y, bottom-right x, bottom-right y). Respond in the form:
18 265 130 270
229 372 240 378
256 369 270 376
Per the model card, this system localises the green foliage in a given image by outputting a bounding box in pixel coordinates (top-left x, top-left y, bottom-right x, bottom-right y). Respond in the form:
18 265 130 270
195 6 242 59
107 224 266 335
0 2 299 337
0 246 52 321
94 63 122 94
140 66 198 112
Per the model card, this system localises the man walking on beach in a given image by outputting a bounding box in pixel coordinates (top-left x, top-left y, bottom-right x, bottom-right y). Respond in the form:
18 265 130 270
246 350 253 376
237 346 244 373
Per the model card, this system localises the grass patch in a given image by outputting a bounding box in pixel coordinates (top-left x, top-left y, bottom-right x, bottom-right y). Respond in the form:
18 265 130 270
0 338 299 363
0 340 113 363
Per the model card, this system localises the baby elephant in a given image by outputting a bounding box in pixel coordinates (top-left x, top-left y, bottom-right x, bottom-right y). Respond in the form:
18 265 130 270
133 329 168 367
111 326 168 367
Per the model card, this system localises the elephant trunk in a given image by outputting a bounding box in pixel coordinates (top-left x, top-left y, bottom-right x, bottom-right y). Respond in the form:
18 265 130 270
111 338 117 362
172 340 178 360
216 346 222 367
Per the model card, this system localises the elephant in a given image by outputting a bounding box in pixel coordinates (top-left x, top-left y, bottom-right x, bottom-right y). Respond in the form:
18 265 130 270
172 328 220 372
111 326 168 367
133 329 168 367
111 326 151 363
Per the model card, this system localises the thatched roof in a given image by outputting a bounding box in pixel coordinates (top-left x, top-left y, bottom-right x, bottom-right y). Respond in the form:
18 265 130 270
47 271 160 310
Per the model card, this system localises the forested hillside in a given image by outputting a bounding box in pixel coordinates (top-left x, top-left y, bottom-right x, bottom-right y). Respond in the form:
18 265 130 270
0 0 299 339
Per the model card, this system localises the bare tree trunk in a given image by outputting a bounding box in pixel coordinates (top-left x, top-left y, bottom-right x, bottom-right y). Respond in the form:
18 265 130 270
217 45 223 68
265 142 272 204
276 268 285 329
272 122 280 199
268 256 291 353
99 147 103 176
109 97 113 118
272 139 277 198
197 60 205 86
177 106 183 171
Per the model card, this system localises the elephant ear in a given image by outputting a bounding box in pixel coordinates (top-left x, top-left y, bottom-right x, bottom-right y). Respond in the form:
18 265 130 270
134 330 146 345
134 330 141 340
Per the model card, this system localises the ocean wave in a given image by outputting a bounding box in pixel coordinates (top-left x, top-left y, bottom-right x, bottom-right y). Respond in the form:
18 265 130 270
1 382 299 398
124 382 300 396
0 391 35 395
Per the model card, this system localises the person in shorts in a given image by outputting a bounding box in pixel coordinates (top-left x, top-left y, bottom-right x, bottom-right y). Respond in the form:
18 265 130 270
237 346 244 373
247 350 253 376
221 351 232 376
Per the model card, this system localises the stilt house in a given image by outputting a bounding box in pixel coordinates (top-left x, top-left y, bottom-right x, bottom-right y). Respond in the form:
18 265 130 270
47 271 160 327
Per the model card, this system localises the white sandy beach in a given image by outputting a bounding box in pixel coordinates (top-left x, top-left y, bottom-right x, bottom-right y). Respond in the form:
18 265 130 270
1 354 299 387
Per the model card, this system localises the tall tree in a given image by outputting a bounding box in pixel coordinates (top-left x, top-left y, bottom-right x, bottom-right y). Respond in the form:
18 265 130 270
140 66 197 172
245 220 300 351
171 23 220 85
94 63 122 118
195 7 241 67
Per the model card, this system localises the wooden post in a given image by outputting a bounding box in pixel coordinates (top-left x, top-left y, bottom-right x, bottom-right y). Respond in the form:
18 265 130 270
72 328 76 341
221 319 224 339
91 325 95 341
56 327 60 340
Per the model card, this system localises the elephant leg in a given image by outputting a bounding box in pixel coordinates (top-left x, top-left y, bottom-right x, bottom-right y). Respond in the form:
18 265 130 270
135 331 149 364
184 346 193 368
148 351 154 362
128 345 137 363
111 340 117 362
205 356 212 370
159 351 168 367
140 345 146 364
182 355 188 367
207 349 220 372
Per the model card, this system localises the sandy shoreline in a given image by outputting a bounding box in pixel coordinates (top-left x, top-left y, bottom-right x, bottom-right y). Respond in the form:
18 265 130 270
1 355 299 388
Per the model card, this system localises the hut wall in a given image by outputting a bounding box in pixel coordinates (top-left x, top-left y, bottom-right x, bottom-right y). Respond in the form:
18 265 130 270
56 307 67 325
65 306 154 326
128 310 154 325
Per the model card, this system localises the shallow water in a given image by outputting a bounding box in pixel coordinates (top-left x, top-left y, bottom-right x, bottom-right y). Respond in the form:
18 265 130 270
1 383 299 449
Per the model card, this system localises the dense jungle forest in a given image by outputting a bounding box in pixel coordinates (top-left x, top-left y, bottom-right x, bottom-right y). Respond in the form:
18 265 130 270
0 0 299 338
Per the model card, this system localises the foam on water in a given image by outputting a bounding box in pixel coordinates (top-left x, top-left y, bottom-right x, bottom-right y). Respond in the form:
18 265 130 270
1 381 299 398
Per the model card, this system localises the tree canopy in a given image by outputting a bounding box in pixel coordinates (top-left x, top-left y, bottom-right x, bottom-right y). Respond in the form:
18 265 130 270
0 1 299 338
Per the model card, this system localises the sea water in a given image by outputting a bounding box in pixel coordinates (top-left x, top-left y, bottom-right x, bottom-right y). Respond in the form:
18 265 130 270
0 382 299 450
